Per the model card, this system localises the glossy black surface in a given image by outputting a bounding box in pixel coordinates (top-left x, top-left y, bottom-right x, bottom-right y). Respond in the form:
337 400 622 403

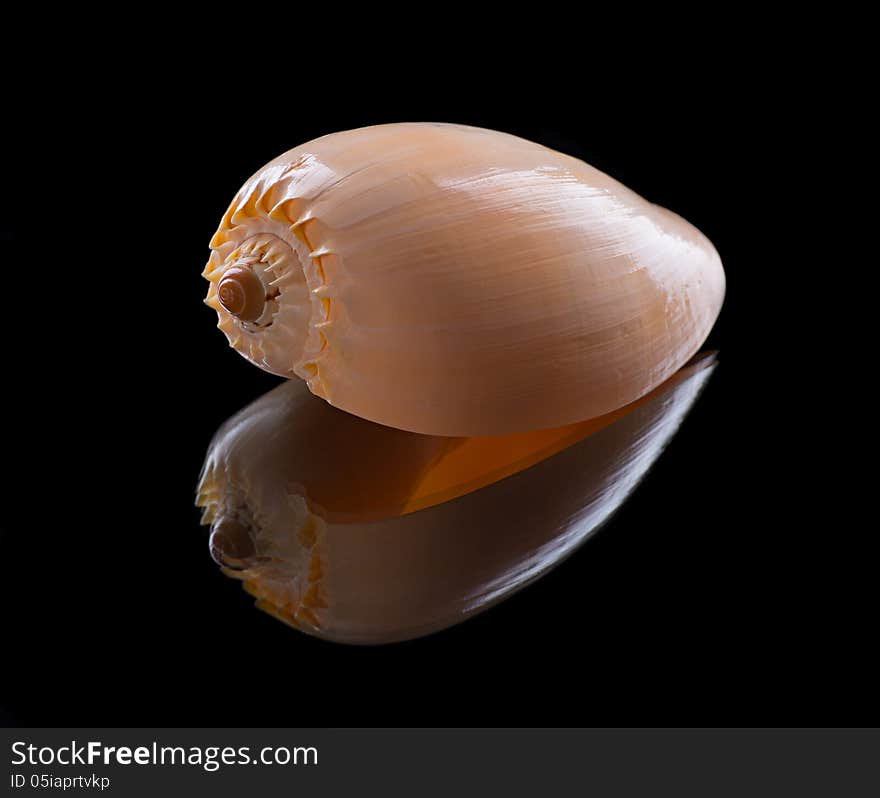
2 70 865 727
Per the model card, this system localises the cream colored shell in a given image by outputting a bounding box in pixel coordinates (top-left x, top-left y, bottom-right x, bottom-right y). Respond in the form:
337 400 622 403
204 123 724 435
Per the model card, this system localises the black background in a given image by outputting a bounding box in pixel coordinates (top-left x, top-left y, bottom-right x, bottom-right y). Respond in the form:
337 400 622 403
2 55 865 728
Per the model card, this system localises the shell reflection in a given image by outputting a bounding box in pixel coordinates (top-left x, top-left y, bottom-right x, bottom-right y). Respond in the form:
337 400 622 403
196 353 717 644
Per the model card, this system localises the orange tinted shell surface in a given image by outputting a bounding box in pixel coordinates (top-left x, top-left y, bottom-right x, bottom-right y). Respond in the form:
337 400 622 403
203 123 725 435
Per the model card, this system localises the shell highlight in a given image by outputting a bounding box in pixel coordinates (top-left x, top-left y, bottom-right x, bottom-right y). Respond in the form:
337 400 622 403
204 123 724 436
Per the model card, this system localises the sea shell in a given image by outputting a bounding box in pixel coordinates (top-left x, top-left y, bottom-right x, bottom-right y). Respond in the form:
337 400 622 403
203 123 724 436
196 353 716 644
